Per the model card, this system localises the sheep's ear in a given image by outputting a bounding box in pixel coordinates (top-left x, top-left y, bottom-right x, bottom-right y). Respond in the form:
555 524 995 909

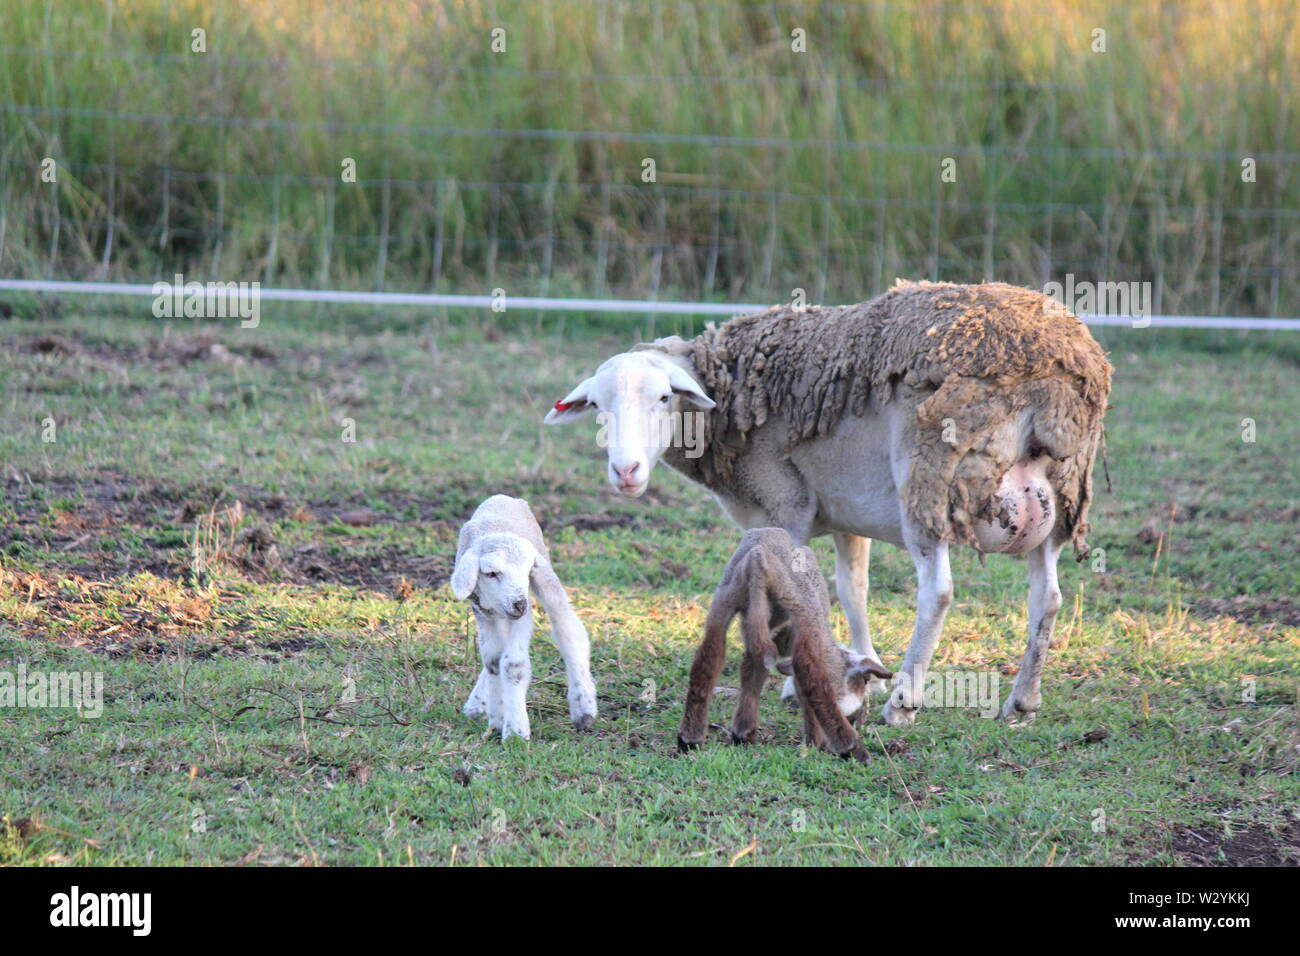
845 651 892 681
529 545 550 573
775 658 794 676
450 544 480 600
543 376 598 424
527 544 552 588
666 365 715 410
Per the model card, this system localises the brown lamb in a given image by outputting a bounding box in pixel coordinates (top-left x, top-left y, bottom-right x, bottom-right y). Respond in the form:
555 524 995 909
677 528 892 763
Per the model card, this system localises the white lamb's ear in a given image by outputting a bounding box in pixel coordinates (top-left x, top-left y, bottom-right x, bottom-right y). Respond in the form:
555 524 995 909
450 543 480 600
543 375 598 424
666 365 715 410
526 543 551 587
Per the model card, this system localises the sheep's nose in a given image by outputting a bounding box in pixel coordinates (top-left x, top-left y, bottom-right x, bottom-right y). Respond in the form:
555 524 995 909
510 598 527 618
614 461 641 481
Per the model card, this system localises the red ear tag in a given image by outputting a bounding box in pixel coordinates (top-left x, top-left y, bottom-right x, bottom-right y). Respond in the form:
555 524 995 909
553 400 573 412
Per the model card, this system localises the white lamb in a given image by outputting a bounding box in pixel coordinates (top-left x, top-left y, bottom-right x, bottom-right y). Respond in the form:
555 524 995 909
451 495 597 740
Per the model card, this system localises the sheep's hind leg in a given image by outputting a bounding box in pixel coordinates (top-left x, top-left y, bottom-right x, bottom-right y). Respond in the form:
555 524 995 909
1000 537 1064 719
881 535 952 727
833 532 888 695
731 605 774 744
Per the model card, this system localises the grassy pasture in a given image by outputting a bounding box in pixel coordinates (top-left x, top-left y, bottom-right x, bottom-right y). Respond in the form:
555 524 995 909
0 302 1296 866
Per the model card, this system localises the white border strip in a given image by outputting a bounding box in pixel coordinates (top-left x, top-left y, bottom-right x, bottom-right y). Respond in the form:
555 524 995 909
2 279 1298 330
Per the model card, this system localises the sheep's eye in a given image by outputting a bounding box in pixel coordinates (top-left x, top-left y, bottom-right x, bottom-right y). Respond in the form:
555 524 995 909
484 570 499 580
658 394 671 405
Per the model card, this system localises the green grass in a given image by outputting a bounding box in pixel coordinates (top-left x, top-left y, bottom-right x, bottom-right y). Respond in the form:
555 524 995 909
0 305 1297 866
1 0 1297 314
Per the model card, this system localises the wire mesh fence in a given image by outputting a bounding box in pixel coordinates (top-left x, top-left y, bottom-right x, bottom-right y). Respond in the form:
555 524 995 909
0 0 1296 318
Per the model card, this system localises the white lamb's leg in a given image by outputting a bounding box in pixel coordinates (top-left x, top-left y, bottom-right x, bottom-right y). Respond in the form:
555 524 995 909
531 565 597 731
833 532 887 694
497 610 533 741
1001 537 1064 719
882 537 953 727
473 613 507 733
463 668 491 718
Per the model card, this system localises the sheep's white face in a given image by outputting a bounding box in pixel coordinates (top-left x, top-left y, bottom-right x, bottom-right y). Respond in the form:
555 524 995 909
543 352 715 497
450 534 537 619
839 648 891 719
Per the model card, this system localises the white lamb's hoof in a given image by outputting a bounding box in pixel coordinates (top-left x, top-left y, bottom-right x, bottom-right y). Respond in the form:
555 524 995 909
881 699 918 727
500 716 531 741
463 696 487 718
780 675 798 705
569 684 598 730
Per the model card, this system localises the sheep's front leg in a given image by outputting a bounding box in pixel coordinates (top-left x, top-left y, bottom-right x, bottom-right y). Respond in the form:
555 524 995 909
531 564 597 731
473 614 507 733
1001 537 1064 719
881 539 952 727
833 532 887 695
463 668 491 719
498 610 534 741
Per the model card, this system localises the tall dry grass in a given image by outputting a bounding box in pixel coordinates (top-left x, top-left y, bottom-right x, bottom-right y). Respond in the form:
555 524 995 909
0 0 1296 313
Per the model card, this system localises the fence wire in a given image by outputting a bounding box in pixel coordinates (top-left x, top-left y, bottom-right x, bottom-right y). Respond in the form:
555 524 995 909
0 0 1296 323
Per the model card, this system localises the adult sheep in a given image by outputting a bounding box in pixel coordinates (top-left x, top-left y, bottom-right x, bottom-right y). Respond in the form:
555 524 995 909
545 280 1112 726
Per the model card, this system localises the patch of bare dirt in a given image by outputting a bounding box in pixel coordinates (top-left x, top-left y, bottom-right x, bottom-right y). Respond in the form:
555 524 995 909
3 471 699 602
0 567 212 657
2 473 459 594
1189 597 1300 628
290 543 450 592
1172 822 1300 866
22 331 279 367
0 566 330 660
550 512 641 533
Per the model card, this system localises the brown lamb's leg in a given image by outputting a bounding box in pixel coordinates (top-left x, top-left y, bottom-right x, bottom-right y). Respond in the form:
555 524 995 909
678 582 740 751
788 613 871 763
800 700 828 751
731 586 774 744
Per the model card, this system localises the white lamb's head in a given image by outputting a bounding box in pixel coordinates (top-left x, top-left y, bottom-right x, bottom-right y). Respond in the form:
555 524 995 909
776 648 893 722
450 533 539 620
543 351 715 497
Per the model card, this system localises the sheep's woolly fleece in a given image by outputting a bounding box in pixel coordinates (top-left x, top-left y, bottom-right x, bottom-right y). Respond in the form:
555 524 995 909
635 280 1113 556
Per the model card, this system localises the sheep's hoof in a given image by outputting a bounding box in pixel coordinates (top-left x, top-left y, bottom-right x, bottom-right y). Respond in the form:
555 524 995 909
500 722 531 742
572 714 595 733
729 730 757 746
676 736 701 753
1000 696 1040 720
881 700 918 727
